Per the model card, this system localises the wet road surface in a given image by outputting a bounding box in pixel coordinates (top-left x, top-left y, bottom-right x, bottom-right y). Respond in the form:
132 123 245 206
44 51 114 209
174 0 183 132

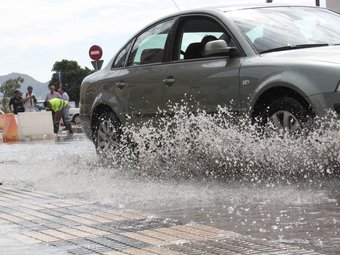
0 134 339 254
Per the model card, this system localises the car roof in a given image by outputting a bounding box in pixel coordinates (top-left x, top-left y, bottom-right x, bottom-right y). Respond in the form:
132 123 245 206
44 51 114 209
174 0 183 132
177 4 322 15
207 4 320 12
142 4 321 27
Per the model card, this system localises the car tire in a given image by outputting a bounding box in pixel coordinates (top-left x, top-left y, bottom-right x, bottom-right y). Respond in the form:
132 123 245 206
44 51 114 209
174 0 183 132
259 97 313 134
94 112 121 157
72 114 81 125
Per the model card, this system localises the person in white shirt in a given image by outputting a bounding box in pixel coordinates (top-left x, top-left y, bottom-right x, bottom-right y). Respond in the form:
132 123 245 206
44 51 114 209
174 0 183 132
23 86 37 112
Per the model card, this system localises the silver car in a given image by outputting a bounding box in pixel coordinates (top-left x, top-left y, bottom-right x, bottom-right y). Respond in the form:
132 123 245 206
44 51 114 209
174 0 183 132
80 4 340 152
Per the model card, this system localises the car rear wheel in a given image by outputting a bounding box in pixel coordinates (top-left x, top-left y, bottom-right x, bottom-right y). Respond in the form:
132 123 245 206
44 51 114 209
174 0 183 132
260 97 313 134
94 112 121 156
73 114 81 125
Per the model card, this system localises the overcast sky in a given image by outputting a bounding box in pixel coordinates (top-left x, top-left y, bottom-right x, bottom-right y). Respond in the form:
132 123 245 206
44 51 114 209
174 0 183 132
0 0 326 82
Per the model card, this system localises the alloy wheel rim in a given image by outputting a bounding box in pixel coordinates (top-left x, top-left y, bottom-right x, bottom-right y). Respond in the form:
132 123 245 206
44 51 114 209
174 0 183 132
97 119 118 152
270 110 302 132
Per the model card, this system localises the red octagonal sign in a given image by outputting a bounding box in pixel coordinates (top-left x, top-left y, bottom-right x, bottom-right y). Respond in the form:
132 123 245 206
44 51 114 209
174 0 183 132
89 45 103 61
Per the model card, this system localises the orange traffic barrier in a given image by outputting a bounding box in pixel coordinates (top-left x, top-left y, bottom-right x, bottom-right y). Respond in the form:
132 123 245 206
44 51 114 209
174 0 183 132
0 114 5 131
3 113 18 142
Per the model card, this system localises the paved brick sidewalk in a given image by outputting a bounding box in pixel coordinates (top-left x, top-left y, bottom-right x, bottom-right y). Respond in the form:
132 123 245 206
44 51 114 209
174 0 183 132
0 187 324 254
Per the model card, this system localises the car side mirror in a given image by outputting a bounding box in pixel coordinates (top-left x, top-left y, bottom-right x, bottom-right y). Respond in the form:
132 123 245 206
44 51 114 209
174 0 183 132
204 40 236 57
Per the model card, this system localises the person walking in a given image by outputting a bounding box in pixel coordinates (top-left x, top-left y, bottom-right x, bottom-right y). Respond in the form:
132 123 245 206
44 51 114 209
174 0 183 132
9 90 25 114
22 86 37 112
44 98 73 138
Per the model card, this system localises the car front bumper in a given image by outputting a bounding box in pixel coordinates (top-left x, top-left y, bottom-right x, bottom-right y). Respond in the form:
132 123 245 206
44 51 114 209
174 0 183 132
309 92 340 118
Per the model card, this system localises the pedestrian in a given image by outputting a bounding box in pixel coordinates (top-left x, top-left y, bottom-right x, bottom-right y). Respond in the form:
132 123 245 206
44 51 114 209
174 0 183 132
44 98 73 139
9 90 25 114
58 87 69 101
22 86 37 112
45 85 61 101
45 85 62 123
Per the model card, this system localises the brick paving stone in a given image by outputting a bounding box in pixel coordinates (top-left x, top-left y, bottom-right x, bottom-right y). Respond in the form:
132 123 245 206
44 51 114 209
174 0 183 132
119 247 159 255
73 237 131 251
75 213 114 223
67 246 98 255
54 201 83 208
11 189 58 199
168 243 215 255
41 228 78 240
155 227 204 241
104 209 151 220
22 209 55 219
11 212 41 221
0 213 26 223
63 215 99 225
56 226 95 238
39 208 70 217
137 229 185 244
71 238 113 252
9 232 43 245
121 231 169 246
102 251 127 255
24 230 60 242
1 190 48 202
92 211 130 221
143 246 184 255
84 236 123 248
0 193 24 200
50 240 80 250
35 220 65 230
91 223 124 234
99 233 150 249
74 225 111 236
0 217 10 224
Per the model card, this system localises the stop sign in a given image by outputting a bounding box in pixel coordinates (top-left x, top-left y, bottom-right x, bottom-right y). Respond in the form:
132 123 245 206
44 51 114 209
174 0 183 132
89 45 103 61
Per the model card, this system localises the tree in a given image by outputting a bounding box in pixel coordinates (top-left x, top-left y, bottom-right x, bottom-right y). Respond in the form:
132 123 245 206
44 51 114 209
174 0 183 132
0 77 24 113
49 59 93 106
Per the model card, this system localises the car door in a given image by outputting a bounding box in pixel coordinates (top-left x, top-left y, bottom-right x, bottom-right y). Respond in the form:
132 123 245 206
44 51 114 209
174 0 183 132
163 15 242 114
115 19 176 125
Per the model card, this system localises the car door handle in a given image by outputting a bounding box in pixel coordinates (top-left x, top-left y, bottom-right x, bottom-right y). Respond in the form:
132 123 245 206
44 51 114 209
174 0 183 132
163 77 176 86
115 82 126 89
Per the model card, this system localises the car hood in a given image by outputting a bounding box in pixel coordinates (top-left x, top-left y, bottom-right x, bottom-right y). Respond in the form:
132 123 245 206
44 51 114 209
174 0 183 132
261 45 340 65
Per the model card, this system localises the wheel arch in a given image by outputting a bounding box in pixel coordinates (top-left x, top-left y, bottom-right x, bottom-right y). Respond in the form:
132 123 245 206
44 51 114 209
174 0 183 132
251 84 315 120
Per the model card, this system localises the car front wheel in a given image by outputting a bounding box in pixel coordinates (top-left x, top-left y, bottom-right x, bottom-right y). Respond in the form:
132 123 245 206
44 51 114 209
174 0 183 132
260 97 313 134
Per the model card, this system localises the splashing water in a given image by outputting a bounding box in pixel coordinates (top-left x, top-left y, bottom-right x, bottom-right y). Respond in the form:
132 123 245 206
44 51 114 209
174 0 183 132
101 105 340 182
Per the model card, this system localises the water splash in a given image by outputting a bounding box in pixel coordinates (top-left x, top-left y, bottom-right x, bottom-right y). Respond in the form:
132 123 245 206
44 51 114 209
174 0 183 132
100 105 340 183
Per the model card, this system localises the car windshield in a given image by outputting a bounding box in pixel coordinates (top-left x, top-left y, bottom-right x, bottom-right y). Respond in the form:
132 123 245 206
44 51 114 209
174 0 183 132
227 7 340 53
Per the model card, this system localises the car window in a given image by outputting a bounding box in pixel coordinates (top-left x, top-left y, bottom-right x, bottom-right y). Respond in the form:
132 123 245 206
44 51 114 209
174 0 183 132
112 41 133 68
245 24 263 43
127 19 175 66
174 17 234 60
229 7 340 53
